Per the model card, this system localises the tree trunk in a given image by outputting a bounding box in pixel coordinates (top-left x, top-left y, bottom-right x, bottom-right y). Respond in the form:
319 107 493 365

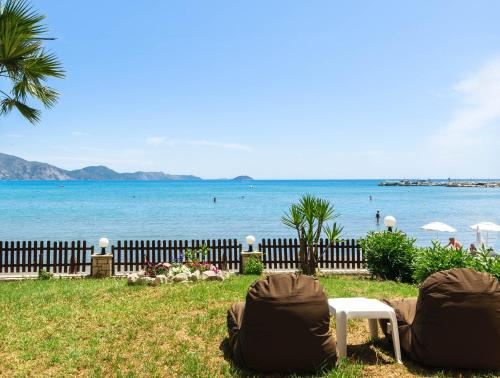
299 239 318 275
309 244 319 275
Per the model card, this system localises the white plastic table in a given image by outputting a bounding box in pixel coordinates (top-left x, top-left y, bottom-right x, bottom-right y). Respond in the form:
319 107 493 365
328 297 402 363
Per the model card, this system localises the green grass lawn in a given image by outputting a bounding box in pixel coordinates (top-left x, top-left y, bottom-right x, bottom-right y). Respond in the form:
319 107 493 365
0 275 496 377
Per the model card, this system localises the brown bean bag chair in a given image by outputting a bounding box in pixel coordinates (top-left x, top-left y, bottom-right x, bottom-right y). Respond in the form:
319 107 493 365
380 268 500 370
226 273 337 373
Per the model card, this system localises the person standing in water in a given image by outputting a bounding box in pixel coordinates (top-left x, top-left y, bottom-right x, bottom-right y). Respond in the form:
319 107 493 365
213 197 217 203
445 237 462 250
375 211 380 224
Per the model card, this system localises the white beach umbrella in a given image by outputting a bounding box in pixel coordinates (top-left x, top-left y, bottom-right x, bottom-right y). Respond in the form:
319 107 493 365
469 222 500 232
421 222 456 240
470 222 500 247
421 222 457 233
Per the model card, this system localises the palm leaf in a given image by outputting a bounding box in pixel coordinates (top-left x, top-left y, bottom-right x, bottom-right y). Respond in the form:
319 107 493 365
0 0 64 123
0 96 40 123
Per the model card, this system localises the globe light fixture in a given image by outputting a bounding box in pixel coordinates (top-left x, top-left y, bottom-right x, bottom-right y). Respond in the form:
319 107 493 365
384 216 396 232
99 237 110 255
246 235 256 252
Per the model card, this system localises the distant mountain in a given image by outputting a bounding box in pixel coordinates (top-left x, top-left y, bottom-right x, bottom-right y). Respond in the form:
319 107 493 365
69 166 122 180
0 153 201 181
232 175 253 180
0 153 71 180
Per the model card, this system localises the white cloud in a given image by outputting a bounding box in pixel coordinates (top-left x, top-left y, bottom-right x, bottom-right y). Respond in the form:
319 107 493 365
430 58 500 175
146 137 252 152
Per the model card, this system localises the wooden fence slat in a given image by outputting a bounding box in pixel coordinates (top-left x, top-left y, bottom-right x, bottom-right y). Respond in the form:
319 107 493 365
81 241 86 273
63 241 68 273
128 240 133 271
0 241 3 273
20 241 26 273
116 241 122 273
172 240 178 263
27 240 33 273
356 239 362 269
217 239 222 268
70 241 75 274
140 240 146 268
44 241 50 272
33 241 38 272
324 239 329 268
221 239 227 270
160 240 165 263
342 240 347 269
277 238 283 270
38 241 43 272
15 241 20 273
261 239 266 269
227 239 232 270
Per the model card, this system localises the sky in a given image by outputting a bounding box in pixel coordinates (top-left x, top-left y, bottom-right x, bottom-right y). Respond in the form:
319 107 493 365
1 0 500 179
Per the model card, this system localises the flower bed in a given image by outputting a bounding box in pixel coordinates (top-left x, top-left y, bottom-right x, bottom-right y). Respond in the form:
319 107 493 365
127 261 228 285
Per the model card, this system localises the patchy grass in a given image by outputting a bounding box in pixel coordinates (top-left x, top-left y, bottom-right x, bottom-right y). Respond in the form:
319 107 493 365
0 275 496 377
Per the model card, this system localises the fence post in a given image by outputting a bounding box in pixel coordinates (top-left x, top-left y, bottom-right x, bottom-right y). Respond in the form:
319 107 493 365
240 235 263 274
91 238 113 278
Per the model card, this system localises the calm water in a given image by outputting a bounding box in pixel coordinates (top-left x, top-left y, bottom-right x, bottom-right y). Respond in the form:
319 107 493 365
0 180 499 250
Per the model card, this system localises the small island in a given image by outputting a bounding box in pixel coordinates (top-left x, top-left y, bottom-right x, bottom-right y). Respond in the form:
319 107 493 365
232 175 254 181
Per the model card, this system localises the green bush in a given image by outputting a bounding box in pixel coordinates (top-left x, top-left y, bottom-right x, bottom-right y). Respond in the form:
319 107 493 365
413 242 472 283
243 256 264 275
361 231 416 283
38 269 54 280
413 243 500 283
469 250 500 280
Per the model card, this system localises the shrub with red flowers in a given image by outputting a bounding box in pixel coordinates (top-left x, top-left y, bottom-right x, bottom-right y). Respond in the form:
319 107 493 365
185 261 211 273
140 244 224 279
143 261 171 277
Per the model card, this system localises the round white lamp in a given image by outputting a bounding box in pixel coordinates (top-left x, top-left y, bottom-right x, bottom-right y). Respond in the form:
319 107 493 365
384 216 396 232
246 235 256 252
99 237 110 255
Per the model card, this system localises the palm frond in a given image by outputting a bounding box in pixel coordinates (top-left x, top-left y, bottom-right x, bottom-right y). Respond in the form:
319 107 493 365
0 0 64 123
324 223 344 243
0 96 40 123
281 204 305 236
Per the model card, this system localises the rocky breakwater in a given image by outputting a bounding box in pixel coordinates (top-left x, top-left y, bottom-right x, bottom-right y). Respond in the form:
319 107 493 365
379 180 500 188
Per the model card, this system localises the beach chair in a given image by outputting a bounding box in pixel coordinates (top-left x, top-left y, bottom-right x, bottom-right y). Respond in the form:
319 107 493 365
226 273 337 373
380 268 500 369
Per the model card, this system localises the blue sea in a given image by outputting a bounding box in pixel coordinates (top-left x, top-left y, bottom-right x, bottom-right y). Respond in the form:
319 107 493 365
0 180 499 250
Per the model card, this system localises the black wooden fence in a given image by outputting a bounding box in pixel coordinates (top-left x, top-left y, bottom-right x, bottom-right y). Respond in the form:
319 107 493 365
259 238 364 270
0 241 93 274
112 239 242 273
0 238 364 275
